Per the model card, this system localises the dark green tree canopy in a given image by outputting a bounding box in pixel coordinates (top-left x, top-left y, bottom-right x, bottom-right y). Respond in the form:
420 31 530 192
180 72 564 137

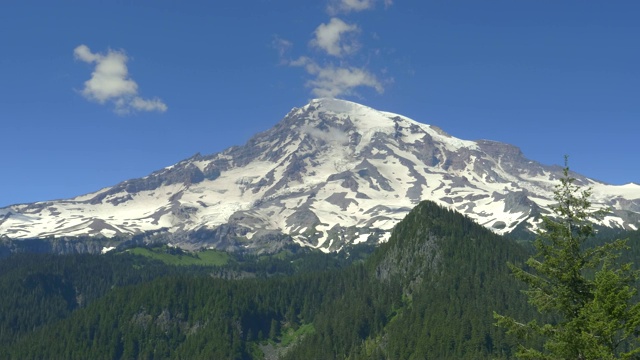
495 158 640 359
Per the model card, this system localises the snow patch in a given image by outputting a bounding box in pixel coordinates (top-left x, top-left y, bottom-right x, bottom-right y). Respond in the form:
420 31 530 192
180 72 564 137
101 246 116 254
353 233 370 245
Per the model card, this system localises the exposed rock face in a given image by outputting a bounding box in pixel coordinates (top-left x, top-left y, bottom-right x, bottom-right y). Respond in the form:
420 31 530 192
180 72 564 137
1 98 639 253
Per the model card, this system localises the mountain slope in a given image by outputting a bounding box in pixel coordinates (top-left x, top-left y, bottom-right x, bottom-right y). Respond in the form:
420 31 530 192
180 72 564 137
2 98 639 253
1 201 533 359
283 200 537 359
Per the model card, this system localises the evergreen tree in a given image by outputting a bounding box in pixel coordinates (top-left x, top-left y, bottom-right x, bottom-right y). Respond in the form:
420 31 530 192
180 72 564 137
495 158 640 359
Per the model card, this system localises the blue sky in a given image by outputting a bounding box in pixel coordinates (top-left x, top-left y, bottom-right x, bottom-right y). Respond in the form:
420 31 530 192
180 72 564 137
1 1 639 207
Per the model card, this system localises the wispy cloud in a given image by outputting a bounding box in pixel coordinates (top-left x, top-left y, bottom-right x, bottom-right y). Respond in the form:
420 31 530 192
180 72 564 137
277 0 393 99
291 57 383 98
310 18 360 57
73 45 167 115
327 0 392 14
272 36 293 65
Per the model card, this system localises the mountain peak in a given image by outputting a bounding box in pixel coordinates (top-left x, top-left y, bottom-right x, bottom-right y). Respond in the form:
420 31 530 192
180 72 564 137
296 99 478 152
2 100 639 254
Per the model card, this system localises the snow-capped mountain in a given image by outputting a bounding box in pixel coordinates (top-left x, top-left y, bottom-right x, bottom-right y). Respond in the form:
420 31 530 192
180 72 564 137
2 98 640 253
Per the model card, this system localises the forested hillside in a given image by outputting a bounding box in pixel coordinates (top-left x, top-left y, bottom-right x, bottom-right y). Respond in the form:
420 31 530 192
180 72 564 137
1 201 638 359
284 201 539 359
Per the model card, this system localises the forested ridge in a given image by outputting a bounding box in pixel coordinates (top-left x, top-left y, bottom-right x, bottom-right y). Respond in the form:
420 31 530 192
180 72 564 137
1 200 638 359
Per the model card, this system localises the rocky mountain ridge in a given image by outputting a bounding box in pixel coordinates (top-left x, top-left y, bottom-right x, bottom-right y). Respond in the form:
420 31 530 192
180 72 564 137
2 98 639 253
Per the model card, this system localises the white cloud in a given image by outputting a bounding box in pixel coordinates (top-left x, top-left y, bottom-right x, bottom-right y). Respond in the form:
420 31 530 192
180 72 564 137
310 18 359 57
327 0 392 14
73 44 167 115
275 0 393 99
74 46 137 103
291 57 383 98
118 97 168 115
327 0 375 14
74 44 101 63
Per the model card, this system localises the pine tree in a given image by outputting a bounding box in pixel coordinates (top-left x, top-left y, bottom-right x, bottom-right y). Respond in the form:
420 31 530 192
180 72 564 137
494 157 640 359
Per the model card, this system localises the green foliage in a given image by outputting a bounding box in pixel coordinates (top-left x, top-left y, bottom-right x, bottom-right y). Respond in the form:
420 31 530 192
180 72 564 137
280 323 315 347
369 201 534 359
126 246 231 266
495 158 640 359
0 253 179 349
0 247 381 359
282 201 537 359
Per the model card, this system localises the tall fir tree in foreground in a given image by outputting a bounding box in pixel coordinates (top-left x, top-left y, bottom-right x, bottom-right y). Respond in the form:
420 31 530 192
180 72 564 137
495 158 640 359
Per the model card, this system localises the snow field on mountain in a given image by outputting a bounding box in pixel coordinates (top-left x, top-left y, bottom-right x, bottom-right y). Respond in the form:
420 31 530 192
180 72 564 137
2 98 639 252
